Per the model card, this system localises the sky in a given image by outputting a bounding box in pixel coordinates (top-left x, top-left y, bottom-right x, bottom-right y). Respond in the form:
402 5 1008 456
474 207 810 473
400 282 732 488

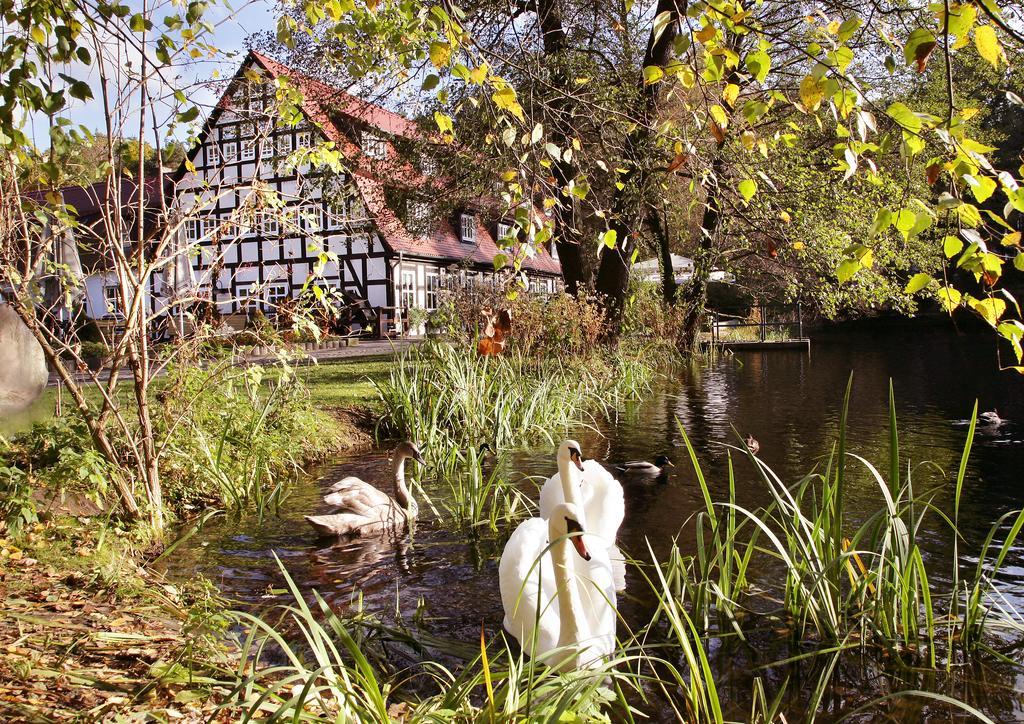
21 0 276 149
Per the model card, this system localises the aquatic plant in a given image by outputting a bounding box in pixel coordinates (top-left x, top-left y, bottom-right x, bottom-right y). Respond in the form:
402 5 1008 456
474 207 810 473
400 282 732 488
374 341 656 456
666 381 1024 694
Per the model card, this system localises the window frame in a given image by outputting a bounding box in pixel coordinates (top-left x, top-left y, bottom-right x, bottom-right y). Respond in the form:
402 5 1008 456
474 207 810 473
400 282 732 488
399 269 416 310
425 271 440 311
362 131 387 159
460 213 476 244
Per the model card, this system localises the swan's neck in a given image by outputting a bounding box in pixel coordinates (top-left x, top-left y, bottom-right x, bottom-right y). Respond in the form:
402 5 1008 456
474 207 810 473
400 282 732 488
558 456 582 510
393 455 414 512
552 535 587 668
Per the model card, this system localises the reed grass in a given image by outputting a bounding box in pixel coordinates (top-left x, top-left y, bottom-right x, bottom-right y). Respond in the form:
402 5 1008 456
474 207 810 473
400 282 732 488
374 342 656 457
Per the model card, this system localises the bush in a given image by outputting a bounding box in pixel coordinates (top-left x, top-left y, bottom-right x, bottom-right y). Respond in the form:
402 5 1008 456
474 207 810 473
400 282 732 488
431 279 608 358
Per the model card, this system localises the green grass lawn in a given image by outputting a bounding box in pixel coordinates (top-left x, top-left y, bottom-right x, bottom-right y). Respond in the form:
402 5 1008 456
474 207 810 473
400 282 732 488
294 355 393 408
1 355 395 438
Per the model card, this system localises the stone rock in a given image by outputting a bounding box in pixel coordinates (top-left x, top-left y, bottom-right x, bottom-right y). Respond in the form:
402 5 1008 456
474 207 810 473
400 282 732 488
0 303 49 414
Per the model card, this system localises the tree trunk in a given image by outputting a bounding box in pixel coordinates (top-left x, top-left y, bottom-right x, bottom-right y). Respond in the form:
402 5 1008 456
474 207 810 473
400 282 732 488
9 301 140 518
649 204 677 304
535 0 587 295
594 0 679 332
679 155 726 350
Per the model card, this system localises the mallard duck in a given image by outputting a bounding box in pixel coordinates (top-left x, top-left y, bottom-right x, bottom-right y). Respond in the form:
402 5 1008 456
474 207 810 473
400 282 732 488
745 435 760 455
305 441 424 538
615 455 674 479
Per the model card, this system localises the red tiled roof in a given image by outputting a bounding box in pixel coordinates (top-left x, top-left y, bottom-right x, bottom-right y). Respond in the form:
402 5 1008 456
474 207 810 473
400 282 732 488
242 52 561 277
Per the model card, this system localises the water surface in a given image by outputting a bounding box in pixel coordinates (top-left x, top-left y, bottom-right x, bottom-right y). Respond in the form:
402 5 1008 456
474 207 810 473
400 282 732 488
163 326 1024 719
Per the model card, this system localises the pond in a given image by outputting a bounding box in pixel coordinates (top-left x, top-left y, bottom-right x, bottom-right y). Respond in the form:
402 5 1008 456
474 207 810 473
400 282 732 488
161 324 1024 720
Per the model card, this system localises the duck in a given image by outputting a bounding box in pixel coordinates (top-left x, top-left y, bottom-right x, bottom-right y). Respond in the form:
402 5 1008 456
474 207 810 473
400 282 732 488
539 440 626 590
745 435 760 455
499 501 616 670
979 410 1003 428
615 455 674 479
305 441 425 538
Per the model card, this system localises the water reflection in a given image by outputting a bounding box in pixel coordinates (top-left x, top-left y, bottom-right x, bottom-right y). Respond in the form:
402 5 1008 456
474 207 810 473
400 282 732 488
163 326 1024 719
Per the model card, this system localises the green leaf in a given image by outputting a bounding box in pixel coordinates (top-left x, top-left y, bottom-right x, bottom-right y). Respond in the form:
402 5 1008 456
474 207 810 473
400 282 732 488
869 208 892 236
886 102 922 134
936 285 962 312
745 51 771 83
905 273 933 294
974 24 1003 67
838 17 862 43
964 174 997 202
837 259 860 284
643 65 665 85
904 27 937 71
600 229 617 249
738 179 758 202
944 235 964 258
177 106 199 123
1015 253 1024 272
421 74 439 91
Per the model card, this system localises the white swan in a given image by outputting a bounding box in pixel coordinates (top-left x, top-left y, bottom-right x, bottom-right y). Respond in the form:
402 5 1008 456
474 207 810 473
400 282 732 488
499 502 616 670
305 441 424 537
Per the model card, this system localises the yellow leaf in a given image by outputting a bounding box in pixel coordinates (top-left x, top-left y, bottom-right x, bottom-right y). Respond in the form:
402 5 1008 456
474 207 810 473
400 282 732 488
799 75 825 112
696 25 717 43
974 24 1003 68
780 210 792 223
961 107 980 120
429 42 452 69
469 63 488 84
723 83 740 108
793 240 804 249
1002 231 1022 247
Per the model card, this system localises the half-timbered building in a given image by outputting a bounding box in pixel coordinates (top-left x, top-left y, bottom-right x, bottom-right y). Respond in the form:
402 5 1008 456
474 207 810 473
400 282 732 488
172 51 562 334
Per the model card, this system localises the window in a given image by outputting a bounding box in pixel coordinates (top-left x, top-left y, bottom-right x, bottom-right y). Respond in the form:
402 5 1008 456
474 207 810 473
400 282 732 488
497 222 513 241
185 219 201 241
296 131 312 148
362 131 387 159
103 284 121 317
399 269 415 309
262 213 280 237
241 140 256 161
301 204 322 233
425 272 440 311
261 135 274 159
276 134 292 157
221 123 238 140
203 217 218 239
421 154 438 176
222 142 238 162
264 282 290 312
408 201 431 231
460 213 476 244
207 143 219 166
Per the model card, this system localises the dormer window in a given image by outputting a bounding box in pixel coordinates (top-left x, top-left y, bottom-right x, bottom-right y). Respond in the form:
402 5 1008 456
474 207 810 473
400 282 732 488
409 201 431 231
497 222 513 241
460 213 476 244
362 131 387 159
421 154 438 175
550 242 559 261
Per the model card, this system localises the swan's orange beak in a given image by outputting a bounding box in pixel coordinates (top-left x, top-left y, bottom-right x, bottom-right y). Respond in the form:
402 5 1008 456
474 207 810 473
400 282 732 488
564 517 591 561
570 449 585 471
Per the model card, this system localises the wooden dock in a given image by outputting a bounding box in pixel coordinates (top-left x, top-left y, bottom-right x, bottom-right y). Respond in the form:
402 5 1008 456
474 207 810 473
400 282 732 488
705 305 811 353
